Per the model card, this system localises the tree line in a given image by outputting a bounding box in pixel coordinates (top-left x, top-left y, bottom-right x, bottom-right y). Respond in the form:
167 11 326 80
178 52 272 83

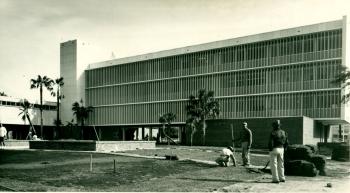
18 75 92 140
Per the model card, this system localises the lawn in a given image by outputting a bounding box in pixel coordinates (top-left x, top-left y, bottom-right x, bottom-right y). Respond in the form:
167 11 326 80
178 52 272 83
0 148 348 192
0 149 266 192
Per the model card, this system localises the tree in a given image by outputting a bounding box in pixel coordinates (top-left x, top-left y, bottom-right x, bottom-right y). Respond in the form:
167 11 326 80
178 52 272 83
30 75 53 139
51 77 64 138
159 112 176 145
18 99 36 139
186 89 220 145
0 91 7 96
332 66 350 142
72 99 93 139
65 119 75 139
333 66 350 103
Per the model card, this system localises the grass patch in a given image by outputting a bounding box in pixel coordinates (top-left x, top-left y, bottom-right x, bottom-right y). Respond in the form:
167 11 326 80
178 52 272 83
0 149 260 192
1 148 349 192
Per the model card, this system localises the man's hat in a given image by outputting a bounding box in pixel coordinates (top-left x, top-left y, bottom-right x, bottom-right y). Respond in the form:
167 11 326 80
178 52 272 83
227 146 234 152
272 120 281 128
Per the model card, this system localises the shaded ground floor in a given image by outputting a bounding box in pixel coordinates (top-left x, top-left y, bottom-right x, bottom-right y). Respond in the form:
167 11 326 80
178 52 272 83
3 116 348 148
1 124 57 140
88 116 347 148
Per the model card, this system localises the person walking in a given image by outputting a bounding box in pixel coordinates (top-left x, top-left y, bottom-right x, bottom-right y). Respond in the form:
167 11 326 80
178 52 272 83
241 122 252 166
268 120 289 183
0 122 7 148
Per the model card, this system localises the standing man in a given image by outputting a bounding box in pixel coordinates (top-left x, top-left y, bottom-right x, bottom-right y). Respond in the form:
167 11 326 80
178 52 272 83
241 122 252 166
268 120 289 183
0 122 7 148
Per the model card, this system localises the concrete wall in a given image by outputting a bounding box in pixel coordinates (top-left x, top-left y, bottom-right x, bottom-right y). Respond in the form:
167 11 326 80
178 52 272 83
342 16 350 123
60 40 78 124
203 117 305 149
29 140 156 152
30 140 96 151
302 116 317 144
4 140 29 147
96 141 155 152
60 40 107 125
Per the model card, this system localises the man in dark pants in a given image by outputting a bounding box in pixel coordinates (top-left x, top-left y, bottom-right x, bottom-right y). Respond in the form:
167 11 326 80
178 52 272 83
268 120 289 183
241 122 252 166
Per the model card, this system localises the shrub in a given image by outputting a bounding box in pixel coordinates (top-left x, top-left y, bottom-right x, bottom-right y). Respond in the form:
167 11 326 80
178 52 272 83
285 160 318 177
331 144 350 161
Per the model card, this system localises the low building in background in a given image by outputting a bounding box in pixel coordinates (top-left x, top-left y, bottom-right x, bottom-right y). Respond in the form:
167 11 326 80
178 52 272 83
0 96 56 140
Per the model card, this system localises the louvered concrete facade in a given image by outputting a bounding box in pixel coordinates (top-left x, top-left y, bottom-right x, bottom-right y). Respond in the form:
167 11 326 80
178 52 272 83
85 17 349 130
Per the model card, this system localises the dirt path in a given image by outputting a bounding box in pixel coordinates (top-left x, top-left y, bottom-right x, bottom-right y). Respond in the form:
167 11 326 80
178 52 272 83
215 158 350 193
2 147 349 192
217 174 350 193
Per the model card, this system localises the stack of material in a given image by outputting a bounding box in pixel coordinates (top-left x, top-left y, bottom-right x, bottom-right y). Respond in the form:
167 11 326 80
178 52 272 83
331 144 350 162
285 144 326 177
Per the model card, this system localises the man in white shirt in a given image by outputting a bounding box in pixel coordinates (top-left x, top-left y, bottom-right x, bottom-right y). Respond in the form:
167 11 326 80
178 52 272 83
0 123 7 148
216 146 237 167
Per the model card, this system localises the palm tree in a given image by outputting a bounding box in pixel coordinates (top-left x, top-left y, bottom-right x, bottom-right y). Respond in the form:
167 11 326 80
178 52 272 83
30 75 53 139
18 99 36 139
72 99 93 139
186 89 220 145
64 119 75 139
51 77 64 138
159 112 176 145
0 91 7 96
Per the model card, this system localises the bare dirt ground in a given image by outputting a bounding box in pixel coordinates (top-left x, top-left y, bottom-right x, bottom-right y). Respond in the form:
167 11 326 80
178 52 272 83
1 146 349 192
216 159 350 193
128 146 350 193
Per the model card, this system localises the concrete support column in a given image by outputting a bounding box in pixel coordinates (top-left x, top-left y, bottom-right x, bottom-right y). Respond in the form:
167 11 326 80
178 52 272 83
178 127 181 143
142 127 145 140
339 124 344 142
149 127 152 141
98 128 102 140
324 125 329 143
122 128 125 141
320 126 324 143
136 128 139 140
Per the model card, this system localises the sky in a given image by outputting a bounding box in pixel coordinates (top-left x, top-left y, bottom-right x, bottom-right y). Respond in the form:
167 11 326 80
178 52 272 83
0 0 349 102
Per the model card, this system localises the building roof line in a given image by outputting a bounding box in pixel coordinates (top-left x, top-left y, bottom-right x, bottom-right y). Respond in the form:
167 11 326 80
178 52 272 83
87 18 343 70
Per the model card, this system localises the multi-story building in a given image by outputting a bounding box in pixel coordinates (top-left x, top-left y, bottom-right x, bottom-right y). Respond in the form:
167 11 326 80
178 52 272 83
0 96 56 139
61 16 350 147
